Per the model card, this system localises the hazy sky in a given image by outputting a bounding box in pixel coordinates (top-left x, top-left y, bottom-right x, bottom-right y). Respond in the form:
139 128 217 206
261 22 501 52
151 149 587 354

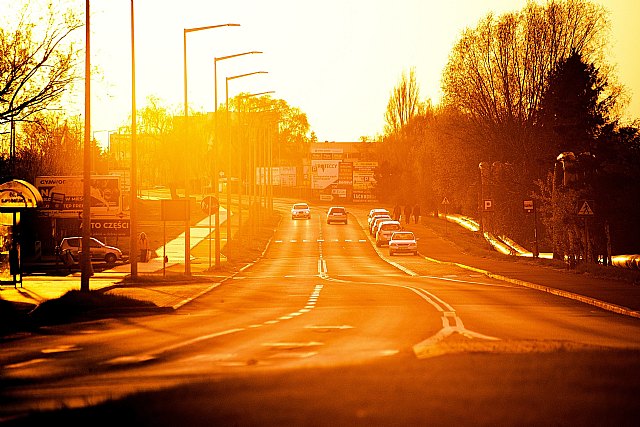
7 0 640 144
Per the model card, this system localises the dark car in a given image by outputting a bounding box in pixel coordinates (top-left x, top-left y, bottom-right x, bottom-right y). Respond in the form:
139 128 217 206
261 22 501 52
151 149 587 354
326 206 348 224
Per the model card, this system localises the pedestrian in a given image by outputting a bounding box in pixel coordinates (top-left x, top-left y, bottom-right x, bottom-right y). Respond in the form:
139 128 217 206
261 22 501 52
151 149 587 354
9 241 21 285
404 204 411 224
393 204 401 221
413 203 421 224
138 232 150 262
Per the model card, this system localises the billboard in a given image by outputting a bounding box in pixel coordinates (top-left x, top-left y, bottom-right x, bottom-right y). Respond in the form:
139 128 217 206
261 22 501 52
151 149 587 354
311 160 340 189
352 162 378 202
36 175 122 218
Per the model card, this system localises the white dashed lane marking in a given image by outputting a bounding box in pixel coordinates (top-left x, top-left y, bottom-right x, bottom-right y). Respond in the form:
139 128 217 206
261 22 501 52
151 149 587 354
274 239 368 244
97 284 326 367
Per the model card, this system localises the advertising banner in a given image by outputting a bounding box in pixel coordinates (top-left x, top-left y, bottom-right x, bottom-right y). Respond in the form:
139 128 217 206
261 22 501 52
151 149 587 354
352 162 378 202
256 167 286 186
90 217 131 237
279 166 297 187
311 160 340 190
338 162 353 186
36 176 122 218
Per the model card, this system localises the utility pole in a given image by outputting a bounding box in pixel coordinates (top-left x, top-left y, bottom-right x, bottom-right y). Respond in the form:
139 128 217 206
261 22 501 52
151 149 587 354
81 0 92 291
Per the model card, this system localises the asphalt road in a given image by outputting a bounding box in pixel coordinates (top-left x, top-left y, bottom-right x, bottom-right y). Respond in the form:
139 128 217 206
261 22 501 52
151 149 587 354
2 205 640 425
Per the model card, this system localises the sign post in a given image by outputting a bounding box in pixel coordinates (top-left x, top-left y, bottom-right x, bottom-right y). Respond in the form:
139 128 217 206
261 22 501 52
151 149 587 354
578 200 595 262
524 200 538 258
201 195 219 269
481 199 493 235
442 197 450 236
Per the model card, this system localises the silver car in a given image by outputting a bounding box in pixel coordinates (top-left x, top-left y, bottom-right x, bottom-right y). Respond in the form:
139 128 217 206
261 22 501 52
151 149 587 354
291 203 311 219
375 220 402 247
368 208 389 227
388 231 418 256
58 236 123 266
369 214 392 235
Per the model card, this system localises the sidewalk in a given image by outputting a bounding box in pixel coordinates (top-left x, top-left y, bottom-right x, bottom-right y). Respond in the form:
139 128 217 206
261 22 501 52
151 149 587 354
0 207 235 310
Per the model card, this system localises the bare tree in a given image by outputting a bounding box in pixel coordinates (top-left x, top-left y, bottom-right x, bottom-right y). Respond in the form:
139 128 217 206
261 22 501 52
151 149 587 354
4 112 83 182
0 2 82 130
442 0 612 166
384 68 422 136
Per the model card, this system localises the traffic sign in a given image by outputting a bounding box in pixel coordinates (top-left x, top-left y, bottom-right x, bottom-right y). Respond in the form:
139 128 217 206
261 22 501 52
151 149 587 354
201 196 219 214
577 200 594 216
483 199 493 212
523 200 534 213
442 197 450 205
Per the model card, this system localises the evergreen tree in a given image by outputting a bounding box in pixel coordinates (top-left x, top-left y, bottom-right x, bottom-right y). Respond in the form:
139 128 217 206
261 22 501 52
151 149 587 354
537 50 610 157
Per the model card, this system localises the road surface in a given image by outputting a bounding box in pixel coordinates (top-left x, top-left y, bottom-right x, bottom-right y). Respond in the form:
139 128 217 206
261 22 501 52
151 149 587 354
2 204 640 425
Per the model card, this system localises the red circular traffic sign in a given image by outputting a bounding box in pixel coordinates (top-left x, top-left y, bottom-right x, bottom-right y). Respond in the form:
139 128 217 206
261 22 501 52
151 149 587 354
201 196 219 213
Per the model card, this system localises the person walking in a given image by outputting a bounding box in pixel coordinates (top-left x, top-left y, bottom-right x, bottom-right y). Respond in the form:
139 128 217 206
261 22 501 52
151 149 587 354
9 241 21 286
404 204 411 224
138 232 150 263
392 204 401 221
413 203 421 224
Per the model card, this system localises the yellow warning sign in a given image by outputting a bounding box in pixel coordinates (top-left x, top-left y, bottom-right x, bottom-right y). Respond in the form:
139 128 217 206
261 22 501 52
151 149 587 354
578 200 594 216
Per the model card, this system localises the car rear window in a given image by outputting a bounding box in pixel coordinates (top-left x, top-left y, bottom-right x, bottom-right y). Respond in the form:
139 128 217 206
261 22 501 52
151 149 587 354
294 204 308 209
393 233 414 240
331 207 345 213
382 223 401 231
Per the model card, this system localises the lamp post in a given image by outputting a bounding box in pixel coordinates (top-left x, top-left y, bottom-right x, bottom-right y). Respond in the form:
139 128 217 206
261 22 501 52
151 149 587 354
130 0 138 278
241 92 275 234
183 23 239 275
213 51 262 269
81 0 91 291
478 162 486 235
225 72 268 241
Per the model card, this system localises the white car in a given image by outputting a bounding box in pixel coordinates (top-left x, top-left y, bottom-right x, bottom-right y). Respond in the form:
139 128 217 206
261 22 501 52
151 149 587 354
388 231 418 256
368 208 390 227
58 236 123 266
375 220 402 247
291 203 311 219
369 214 392 235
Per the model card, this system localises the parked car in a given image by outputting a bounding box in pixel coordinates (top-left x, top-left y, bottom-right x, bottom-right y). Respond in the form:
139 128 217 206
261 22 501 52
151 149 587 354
58 237 123 266
375 220 403 247
388 231 418 256
291 202 311 219
326 206 348 224
369 214 392 235
368 208 389 227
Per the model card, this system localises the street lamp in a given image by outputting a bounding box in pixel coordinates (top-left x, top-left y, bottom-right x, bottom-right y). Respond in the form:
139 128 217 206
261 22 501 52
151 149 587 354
240 92 275 234
225 71 268 241
130 0 138 279
183 22 239 275
212 50 262 269
81 0 91 291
